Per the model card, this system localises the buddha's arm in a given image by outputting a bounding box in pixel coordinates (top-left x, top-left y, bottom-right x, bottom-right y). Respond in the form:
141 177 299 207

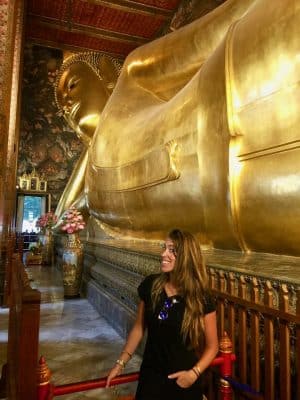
124 0 255 100
54 149 88 219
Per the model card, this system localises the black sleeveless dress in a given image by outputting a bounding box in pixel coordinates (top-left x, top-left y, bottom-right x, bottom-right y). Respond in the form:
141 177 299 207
135 274 216 400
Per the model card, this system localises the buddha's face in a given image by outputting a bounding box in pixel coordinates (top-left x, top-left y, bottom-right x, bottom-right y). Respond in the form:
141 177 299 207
56 62 110 145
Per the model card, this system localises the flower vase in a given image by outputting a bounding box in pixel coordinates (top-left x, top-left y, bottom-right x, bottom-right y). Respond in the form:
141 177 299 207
62 233 83 297
38 229 53 265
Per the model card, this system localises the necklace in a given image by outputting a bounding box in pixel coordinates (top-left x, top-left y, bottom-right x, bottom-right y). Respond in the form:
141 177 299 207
158 297 180 320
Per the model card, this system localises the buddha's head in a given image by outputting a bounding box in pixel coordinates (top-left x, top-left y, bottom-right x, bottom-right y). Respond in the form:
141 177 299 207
55 52 121 146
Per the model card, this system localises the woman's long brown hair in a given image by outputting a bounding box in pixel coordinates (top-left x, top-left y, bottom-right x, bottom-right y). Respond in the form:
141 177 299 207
152 229 208 350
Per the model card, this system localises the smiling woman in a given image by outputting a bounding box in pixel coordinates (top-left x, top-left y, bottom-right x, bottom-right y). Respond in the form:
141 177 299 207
160 238 176 274
106 229 218 400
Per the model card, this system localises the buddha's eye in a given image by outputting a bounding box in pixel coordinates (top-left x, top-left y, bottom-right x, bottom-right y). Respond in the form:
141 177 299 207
67 77 79 91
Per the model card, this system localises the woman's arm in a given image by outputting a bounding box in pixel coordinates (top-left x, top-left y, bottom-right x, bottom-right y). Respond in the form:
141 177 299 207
168 310 218 388
193 311 219 374
105 301 146 387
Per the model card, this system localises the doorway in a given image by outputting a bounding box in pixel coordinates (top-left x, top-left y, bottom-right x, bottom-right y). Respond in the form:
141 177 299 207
15 192 51 233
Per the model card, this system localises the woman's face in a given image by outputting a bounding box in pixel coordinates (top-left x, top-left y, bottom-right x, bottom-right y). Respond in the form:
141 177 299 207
56 62 110 144
160 238 176 273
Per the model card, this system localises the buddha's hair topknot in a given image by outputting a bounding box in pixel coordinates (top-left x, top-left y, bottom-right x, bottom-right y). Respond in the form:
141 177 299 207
54 51 122 111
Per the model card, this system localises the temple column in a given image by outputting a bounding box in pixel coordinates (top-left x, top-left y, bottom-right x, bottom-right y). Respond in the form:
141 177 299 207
0 0 25 304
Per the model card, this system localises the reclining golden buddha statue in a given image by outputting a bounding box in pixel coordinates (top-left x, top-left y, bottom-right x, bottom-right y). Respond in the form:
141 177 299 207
55 0 300 256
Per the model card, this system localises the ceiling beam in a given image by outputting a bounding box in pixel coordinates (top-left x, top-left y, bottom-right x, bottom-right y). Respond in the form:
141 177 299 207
27 14 148 46
84 0 174 19
26 38 126 61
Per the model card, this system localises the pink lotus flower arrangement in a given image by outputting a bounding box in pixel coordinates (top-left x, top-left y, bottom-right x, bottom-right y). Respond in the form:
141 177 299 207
61 207 86 234
36 211 58 233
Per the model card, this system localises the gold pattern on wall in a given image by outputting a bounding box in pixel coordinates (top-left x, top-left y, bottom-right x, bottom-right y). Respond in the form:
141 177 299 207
85 241 160 277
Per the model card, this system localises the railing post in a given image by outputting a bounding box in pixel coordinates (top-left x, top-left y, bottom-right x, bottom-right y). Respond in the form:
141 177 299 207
219 332 233 400
219 379 233 400
37 356 53 400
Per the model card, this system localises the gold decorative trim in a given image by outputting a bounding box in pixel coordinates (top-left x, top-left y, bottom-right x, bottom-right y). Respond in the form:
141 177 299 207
238 140 300 161
85 241 160 276
37 356 52 385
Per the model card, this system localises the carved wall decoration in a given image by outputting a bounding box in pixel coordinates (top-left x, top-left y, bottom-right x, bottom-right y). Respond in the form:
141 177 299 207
17 169 47 192
168 0 226 31
0 0 25 305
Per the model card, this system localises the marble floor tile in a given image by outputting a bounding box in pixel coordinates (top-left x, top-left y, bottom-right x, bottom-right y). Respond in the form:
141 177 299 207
0 265 141 399
0 306 8 379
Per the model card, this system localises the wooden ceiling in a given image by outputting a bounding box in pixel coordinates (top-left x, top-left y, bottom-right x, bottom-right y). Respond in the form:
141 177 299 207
24 0 182 60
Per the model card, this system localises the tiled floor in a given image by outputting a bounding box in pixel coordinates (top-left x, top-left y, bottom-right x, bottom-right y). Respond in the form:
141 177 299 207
0 265 141 399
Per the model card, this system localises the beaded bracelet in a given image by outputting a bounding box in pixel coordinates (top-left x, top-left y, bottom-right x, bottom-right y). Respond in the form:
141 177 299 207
116 359 126 369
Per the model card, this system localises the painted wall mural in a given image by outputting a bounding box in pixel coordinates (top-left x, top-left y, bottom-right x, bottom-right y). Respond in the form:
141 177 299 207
18 44 83 209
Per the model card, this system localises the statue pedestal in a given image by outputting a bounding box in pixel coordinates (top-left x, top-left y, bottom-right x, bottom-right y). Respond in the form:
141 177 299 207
55 234 300 343
204 247 300 287
80 237 300 343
